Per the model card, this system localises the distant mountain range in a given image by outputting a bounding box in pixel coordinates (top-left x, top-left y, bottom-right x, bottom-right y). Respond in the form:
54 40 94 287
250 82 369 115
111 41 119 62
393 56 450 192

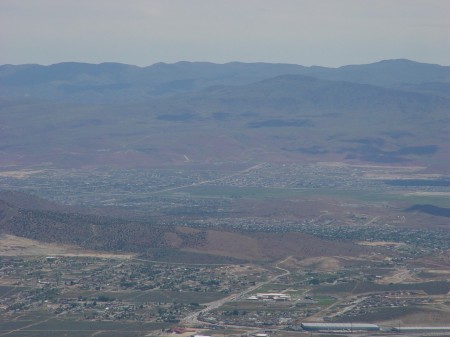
1 59 449 102
0 59 449 169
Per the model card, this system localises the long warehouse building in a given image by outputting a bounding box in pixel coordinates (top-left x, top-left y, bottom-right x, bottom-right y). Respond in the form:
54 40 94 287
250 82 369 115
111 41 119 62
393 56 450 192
392 326 450 333
301 323 380 331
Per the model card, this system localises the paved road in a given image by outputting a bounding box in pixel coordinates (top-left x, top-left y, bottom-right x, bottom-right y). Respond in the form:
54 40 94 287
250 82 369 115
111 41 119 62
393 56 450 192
149 163 263 195
181 256 292 325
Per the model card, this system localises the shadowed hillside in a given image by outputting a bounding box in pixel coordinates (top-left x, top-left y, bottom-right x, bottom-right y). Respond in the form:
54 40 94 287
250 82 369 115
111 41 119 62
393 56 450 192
0 192 366 262
405 204 450 218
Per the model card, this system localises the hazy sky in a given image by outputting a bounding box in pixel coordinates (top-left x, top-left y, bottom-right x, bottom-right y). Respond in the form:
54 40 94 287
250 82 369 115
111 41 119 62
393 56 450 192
1 0 449 67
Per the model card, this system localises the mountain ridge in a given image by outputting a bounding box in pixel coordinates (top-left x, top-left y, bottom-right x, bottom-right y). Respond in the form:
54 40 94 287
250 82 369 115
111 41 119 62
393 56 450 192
0 59 449 169
1 59 449 103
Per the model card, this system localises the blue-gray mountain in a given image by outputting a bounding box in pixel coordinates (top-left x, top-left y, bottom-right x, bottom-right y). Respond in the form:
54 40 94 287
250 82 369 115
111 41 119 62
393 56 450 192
1 59 449 102
0 59 449 169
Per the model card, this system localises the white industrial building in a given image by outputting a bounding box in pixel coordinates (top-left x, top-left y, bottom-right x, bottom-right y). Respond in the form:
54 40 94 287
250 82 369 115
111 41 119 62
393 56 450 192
301 322 380 331
392 326 450 333
248 293 291 301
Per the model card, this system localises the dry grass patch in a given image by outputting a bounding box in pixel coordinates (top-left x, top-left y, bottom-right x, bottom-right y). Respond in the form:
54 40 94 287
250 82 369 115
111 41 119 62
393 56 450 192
0 234 133 259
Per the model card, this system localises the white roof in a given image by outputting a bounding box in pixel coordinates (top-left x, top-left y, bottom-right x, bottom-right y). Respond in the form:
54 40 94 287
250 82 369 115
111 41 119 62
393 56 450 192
302 323 379 328
395 326 450 331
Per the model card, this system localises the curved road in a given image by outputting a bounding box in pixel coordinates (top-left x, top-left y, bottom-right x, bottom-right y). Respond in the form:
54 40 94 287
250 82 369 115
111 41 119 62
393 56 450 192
182 256 292 325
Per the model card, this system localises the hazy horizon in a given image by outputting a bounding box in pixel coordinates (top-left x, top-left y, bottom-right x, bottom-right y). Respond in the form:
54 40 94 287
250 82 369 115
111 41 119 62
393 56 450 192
1 58 449 68
1 0 449 67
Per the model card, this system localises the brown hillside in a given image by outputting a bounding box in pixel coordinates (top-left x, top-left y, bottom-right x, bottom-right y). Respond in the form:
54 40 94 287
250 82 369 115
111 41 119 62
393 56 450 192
0 192 367 262
185 230 366 261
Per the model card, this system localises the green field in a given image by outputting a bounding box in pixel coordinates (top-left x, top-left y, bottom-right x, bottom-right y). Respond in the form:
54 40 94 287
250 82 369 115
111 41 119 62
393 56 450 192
313 295 337 306
250 283 288 293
